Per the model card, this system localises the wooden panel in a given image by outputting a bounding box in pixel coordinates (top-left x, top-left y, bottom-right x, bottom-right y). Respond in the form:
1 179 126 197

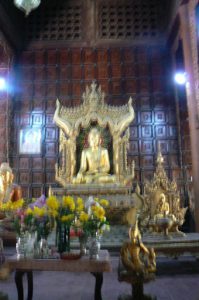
140 111 152 123
46 83 57 97
20 114 31 126
124 80 137 93
111 80 122 94
72 65 82 80
32 187 43 198
60 50 69 65
140 155 154 167
110 49 121 63
123 49 135 62
20 172 30 184
97 49 108 63
45 158 56 169
111 65 121 78
35 51 45 65
34 67 45 81
129 141 139 153
141 125 152 138
154 111 166 123
46 172 55 184
19 158 30 169
46 128 56 140
33 99 44 111
47 66 57 80
34 82 46 98
83 65 95 80
32 158 43 169
47 50 57 65
32 113 43 125
155 125 166 137
141 141 153 154
32 172 43 184
83 49 95 64
71 49 81 64
130 126 138 139
123 64 136 77
45 142 57 156
97 64 109 78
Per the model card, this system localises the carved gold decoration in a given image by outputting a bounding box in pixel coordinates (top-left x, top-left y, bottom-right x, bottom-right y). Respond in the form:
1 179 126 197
119 212 156 300
140 144 187 237
54 82 135 187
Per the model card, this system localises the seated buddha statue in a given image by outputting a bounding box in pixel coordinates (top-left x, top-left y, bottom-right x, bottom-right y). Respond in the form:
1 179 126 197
0 163 22 231
153 193 176 235
155 193 170 219
0 163 22 205
73 127 116 184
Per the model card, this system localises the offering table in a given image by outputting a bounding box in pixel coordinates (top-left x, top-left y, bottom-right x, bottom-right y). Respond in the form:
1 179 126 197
5 250 112 300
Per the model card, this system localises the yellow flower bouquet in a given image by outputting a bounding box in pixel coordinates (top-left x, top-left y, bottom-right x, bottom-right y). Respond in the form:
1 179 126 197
78 196 110 237
46 195 78 253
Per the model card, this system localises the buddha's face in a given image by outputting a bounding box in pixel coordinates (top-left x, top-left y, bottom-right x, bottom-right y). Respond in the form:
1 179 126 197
88 129 101 148
160 193 166 203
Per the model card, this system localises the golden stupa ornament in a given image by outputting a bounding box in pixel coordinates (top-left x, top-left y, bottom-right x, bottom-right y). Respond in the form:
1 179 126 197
53 82 135 187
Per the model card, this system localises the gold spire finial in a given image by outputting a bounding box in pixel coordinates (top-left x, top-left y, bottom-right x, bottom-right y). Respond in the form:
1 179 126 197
157 141 164 165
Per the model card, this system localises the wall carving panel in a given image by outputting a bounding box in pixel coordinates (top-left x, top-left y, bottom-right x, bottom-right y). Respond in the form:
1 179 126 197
11 46 185 198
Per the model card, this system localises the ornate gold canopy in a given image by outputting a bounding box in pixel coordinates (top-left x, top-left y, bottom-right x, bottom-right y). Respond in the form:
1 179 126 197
53 82 135 187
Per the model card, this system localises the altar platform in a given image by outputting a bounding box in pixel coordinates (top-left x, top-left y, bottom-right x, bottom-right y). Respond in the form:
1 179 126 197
70 225 199 258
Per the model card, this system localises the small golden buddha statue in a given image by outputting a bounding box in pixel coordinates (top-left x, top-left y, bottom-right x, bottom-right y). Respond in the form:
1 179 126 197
153 193 176 236
121 216 156 275
73 127 116 184
155 193 170 218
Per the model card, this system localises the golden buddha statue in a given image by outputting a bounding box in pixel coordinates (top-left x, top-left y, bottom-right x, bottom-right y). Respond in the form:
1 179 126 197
119 210 156 300
153 193 176 236
0 163 22 205
0 163 22 232
73 127 116 184
155 193 170 218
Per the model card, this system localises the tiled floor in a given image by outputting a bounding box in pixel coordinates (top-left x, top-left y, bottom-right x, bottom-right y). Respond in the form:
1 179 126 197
1 254 199 300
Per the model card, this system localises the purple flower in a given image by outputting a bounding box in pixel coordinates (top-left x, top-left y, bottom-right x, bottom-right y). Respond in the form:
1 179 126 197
29 194 46 209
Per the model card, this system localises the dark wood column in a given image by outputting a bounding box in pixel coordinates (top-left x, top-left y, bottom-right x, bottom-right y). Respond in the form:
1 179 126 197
0 32 14 165
179 0 199 232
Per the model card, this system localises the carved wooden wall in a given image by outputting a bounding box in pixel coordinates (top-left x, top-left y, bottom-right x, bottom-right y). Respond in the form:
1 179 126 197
9 46 185 200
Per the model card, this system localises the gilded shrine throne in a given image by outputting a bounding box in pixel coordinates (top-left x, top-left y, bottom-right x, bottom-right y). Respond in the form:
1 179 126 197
52 82 136 221
139 145 187 238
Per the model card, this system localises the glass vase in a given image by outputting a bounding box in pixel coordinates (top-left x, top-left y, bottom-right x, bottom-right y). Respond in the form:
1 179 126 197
56 222 70 254
88 233 100 259
39 237 49 258
79 233 88 256
16 231 29 259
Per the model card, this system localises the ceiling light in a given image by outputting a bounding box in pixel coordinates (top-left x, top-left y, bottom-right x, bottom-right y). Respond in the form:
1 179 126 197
14 0 41 16
0 78 6 90
174 72 187 85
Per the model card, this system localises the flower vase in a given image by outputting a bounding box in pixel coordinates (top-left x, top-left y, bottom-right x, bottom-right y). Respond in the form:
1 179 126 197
56 223 70 254
88 233 100 259
39 237 49 258
79 233 88 256
16 232 29 259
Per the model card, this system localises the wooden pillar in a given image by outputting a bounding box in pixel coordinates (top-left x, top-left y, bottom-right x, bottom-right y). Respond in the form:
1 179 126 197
179 0 199 232
0 32 13 165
